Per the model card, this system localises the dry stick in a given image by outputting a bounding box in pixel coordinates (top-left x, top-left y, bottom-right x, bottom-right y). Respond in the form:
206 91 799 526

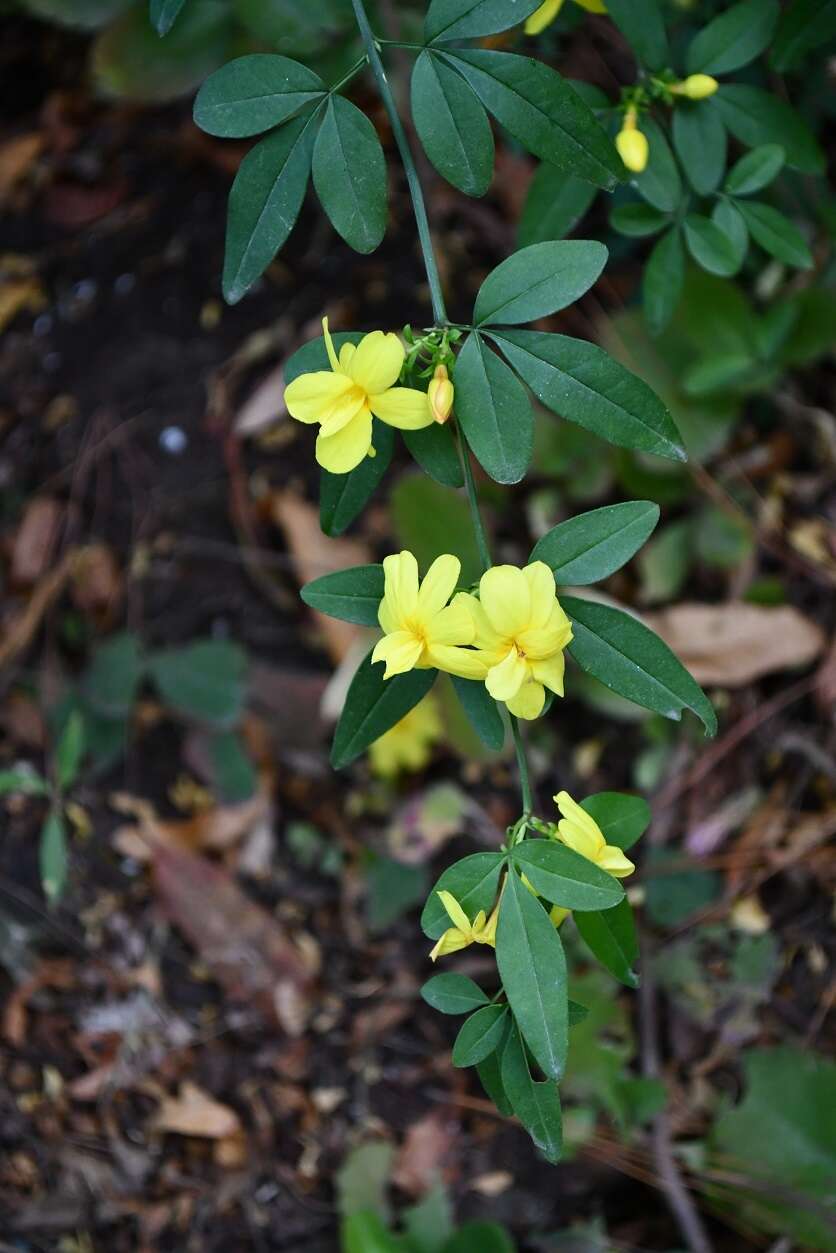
639 935 715 1253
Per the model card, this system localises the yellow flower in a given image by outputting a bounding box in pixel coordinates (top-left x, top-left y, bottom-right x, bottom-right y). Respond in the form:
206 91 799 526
616 108 649 173
548 791 635 927
283 318 433 474
672 73 719 100
429 890 499 961
525 0 607 35
368 695 442 778
428 363 454 424
455 562 573 720
371 550 487 681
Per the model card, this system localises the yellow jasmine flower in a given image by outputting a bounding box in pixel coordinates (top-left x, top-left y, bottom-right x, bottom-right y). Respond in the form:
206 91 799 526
525 0 607 36
455 562 573 720
284 318 433 474
616 107 649 173
429 890 499 961
671 73 719 100
372 550 487 681
427 363 454 424
368 695 442 778
549 790 635 926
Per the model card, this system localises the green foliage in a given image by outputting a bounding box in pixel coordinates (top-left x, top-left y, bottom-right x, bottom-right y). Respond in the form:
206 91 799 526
313 96 387 253
194 54 326 137
454 334 533 485
530 502 660 584
302 565 385 626
421 973 490 1014
452 1004 508 1067
332 651 437 769
421 853 505 939
147 639 248 727
411 53 494 198
686 0 779 75
450 677 505 751
574 899 639 988
509 841 625 911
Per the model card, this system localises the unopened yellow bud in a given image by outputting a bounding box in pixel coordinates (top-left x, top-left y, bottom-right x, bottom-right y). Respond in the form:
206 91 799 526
615 109 648 173
428 363 454 424
673 73 719 100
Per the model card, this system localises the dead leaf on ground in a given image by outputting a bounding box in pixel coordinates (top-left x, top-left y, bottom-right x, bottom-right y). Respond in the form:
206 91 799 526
387 782 500 865
643 603 825 686
392 1110 457 1197
152 844 318 1034
70 543 122 623
10 497 62 585
0 275 46 332
234 364 286 437
151 1081 241 1139
0 133 44 202
271 488 372 664
110 778 273 861
0 549 75 669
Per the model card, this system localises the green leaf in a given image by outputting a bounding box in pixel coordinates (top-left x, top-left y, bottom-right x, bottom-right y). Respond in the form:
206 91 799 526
643 227 684 336
451 676 504 751
645 848 721 925
421 972 490 1014
610 202 669 237
391 475 482 585
511 840 625 910
519 164 597 246
421 852 506 939
454 333 533 485
223 109 319 303
336 1142 393 1222
474 241 607 326
709 1045 836 1250
82 631 143 718
93 0 231 102
425 0 541 41
207 730 257 802
55 711 85 792
150 0 187 35
444 50 622 190
530 501 660 584
687 0 779 74
711 199 749 271
574 898 639 987
561 595 717 734
496 870 568 1080
771 0 836 70
148 639 247 727
0 769 49 797
714 85 824 175
321 422 394 535
452 1004 509 1067
193 53 325 138
366 857 428 933
605 0 668 69
301 565 384 626
332 650 437 769
443 1224 515 1253
40 809 68 904
312 95 386 254
580 792 650 851
633 118 682 214
724 143 785 196
403 422 463 488
490 329 685 462
672 100 726 196
683 213 740 277
411 52 494 198
404 1185 454 1253
341 1213 403 1253
22 0 131 30
476 1050 513 1117
500 1023 563 1163
736 200 813 269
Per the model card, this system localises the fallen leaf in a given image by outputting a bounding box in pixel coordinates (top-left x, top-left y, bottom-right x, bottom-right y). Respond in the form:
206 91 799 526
234 364 286 437
392 1111 456 1197
152 1081 241 1139
110 779 273 861
271 488 372 664
0 274 46 332
70 543 122 623
0 549 75 669
151 844 318 1034
10 497 62 585
0 133 44 202
643 603 825 686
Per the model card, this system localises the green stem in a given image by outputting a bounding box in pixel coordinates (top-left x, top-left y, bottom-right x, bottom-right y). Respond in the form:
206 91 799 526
349 0 447 325
457 431 492 574
329 54 369 96
510 716 533 815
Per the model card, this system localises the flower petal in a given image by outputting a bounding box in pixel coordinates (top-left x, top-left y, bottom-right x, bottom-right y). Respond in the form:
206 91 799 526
417 554 461 619
348 330 404 394
555 791 604 843
507 679 545 720
555 790 605 860
524 0 564 34
597 844 635 878
454 592 505 653
426 601 475 647
338 342 356 372
550 905 571 928
529 651 566 696
380 551 419 628
285 371 356 425
371 629 424 679
485 645 528 702
315 408 373 473
523 561 558 627
427 644 491 680
370 387 433 430
437 889 472 933
479 566 532 639
321 316 341 372
429 927 471 961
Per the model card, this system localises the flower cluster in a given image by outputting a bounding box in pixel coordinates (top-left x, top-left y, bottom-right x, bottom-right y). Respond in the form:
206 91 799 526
616 74 718 173
372 550 573 720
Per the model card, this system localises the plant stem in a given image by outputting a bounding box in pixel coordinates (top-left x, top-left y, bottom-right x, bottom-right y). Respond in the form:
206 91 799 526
329 54 369 96
349 0 447 325
349 0 534 818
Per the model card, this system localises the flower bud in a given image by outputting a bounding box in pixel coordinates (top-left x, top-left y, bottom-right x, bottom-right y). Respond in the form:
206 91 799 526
674 73 719 99
615 109 649 173
428 363 454 424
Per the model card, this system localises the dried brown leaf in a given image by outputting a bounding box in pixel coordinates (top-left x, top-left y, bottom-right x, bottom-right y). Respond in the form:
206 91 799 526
392 1111 456 1197
10 497 61 585
151 1081 241 1139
